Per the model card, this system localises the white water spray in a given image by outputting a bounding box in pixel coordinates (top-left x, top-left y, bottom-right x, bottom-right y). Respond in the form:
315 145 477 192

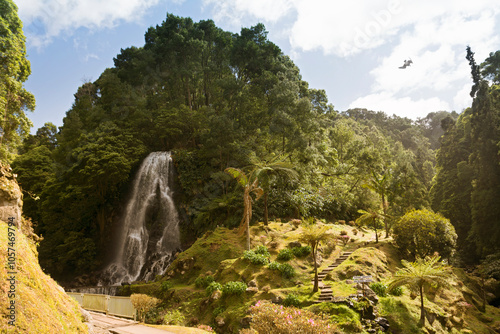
104 152 181 285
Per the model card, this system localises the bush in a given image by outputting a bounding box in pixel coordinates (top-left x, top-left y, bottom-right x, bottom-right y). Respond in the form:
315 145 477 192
130 294 160 322
392 209 457 259
277 248 294 261
244 250 270 265
222 281 247 296
340 230 348 236
254 245 270 257
369 282 387 297
163 309 185 326
268 262 295 278
389 286 403 296
196 324 214 332
206 281 222 296
195 275 215 288
248 300 339 333
291 246 311 257
282 293 301 307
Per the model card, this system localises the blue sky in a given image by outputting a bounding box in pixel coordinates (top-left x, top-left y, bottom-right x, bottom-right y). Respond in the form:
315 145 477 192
16 0 500 132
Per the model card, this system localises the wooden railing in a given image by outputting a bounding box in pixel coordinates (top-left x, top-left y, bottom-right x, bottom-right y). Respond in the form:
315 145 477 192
67 292 136 320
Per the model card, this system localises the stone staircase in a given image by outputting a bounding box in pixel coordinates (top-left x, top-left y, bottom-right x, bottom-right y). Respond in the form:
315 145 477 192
313 251 353 303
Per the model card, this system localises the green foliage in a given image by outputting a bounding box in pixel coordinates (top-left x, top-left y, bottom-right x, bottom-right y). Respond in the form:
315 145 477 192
130 294 160 323
205 282 222 296
369 282 388 297
392 209 457 259
248 300 339 333
291 246 311 257
389 286 404 296
194 275 215 288
282 293 300 307
222 281 247 296
388 255 451 326
0 0 35 162
268 261 295 278
243 250 270 265
163 309 185 326
254 245 270 256
277 248 294 261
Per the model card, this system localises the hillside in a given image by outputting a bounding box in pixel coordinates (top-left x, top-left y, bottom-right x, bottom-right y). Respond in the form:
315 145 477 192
121 220 500 334
0 166 89 333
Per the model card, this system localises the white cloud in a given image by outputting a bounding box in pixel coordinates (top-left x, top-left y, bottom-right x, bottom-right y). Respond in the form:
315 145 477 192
349 92 450 119
17 0 162 47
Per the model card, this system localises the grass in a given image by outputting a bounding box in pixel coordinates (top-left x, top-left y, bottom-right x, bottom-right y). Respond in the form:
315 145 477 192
0 220 88 333
148 324 213 333
125 220 500 334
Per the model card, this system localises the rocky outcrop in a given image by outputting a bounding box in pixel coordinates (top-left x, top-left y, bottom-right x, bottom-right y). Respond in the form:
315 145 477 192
0 163 22 228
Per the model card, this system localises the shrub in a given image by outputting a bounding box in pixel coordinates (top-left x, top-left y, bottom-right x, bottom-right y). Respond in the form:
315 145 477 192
352 228 358 236
282 293 301 307
279 263 295 278
130 294 160 322
163 309 185 326
244 250 270 265
389 286 403 296
161 280 172 291
268 262 295 278
291 246 311 257
254 245 270 257
339 235 350 246
277 248 294 261
392 209 457 259
248 300 339 333
222 281 247 296
369 282 387 297
340 230 348 236
195 275 215 288
206 281 222 296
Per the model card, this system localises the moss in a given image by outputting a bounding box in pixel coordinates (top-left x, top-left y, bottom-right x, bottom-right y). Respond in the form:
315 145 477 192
306 303 362 331
0 221 88 333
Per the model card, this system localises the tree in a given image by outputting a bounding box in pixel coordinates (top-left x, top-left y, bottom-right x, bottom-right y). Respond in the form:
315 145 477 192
0 0 35 162
299 223 334 292
250 155 297 225
388 255 450 326
355 209 385 243
392 209 457 260
363 170 391 237
225 167 263 250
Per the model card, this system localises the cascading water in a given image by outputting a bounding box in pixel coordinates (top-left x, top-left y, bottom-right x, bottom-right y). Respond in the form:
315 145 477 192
104 152 181 285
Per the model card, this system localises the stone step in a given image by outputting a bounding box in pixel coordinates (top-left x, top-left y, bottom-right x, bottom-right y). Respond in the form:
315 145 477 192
320 289 332 294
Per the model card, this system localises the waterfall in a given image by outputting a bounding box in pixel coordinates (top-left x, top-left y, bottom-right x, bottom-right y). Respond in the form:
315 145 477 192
104 152 181 285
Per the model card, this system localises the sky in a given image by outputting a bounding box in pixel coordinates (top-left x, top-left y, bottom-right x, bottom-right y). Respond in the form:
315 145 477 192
15 0 500 132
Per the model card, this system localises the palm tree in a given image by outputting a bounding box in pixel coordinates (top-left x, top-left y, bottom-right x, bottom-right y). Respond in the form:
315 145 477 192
299 223 334 292
355 209 385 243
250 155 297 225
225 167 263 250
388 255 450 326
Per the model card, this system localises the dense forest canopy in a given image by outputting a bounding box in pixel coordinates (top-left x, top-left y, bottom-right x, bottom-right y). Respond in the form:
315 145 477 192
10 14 500 280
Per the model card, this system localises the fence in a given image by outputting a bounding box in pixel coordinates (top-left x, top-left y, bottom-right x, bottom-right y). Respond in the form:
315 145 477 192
67 292 136 320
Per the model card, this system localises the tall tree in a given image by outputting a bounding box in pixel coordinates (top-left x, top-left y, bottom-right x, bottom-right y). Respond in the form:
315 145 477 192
225 167 263 250
250 155 297 225
0 0 35 162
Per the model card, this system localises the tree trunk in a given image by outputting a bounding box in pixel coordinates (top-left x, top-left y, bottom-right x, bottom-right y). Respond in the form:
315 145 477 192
263 192 269 226
313 245 319 292
382 193 389 238
374 224 379 243
419 285 426 326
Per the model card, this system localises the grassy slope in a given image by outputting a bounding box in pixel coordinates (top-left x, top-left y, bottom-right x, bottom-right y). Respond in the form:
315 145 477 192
128 221 500 334
0 221 88 333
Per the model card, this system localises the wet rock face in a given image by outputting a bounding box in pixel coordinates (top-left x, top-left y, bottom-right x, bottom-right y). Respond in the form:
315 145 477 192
0 163 22 227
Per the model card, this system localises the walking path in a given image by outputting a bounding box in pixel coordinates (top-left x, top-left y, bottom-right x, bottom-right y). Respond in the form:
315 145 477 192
89 311 176 334
313 251 353 303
